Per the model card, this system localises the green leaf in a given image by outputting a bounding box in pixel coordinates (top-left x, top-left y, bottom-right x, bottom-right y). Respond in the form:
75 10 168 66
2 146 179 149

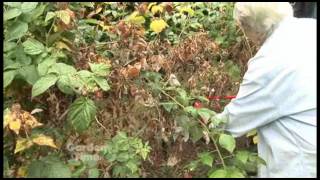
248 154 266 166
67 97 97 133
45 162 72 178
93 76 110 91
15 45 32 65
184 106 198 118
27 156 71 178
29 4 46 20
6 21 28 41
67 159 82 166
80 2 94 8
32 74 58 97
224 167 245 178
219 134 236 153
198 152 214 167
112 166 126 177
4 62 21 71
21 2 38 13
89 63 110 77
256 156 266 166
56 75 74 95
185 160 199 171
4 70 17 88
176 88 189 106
117 152 130 162
37 57 56 76
4 41 17 52
4 8 22 21
48 63 77 76
45 12 56 22
4 2 21 8
71 164 86 178
209 169 227 178
18 65 40 85
227 169 245 178
88 168 100 178
160 102 177 112
140 144 151 160
126 161 138 173
236 151 249 164
27 160 45 178
190 125 203 143
22 39 45 55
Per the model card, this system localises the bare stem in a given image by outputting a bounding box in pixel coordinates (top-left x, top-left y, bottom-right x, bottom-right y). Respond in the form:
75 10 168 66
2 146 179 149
198 120 226 168
95 116 108 132
158 88 185 109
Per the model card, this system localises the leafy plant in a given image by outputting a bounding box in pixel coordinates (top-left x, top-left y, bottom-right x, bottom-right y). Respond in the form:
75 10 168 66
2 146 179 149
27 154 71 178
4 2 262 178
145 71 265 177
101 132 151 178
68 154 100 178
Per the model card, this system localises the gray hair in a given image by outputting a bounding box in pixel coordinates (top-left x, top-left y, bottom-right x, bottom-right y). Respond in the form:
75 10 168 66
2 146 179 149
234 2 293 43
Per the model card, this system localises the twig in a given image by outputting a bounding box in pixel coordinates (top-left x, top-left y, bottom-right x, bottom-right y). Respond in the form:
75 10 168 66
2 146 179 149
198 120 226 168
95 116 108 132
158 88 185 109
58 109 69 121
46 17 56 46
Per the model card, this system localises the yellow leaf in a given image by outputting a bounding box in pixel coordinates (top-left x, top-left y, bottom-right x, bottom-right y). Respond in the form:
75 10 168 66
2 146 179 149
253 135 259 144
127 11 145 25
55 10 70 24
17 166 28 178
55 41 71 51
150 19 168 33
151 5 163 15
15 138 33 154
101 25 111 31
179 7 195 16
25 119 43 129
9 119 21 135
148 2 157 10
4 109 13 128
32 134 58 149
53 24 58 32
246 129 257 137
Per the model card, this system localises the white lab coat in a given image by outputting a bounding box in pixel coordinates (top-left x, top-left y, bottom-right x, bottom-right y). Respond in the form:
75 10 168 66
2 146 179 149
217 17 317 177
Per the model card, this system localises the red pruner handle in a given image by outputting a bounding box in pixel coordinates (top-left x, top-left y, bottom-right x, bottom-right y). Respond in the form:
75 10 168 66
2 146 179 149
207 95 236 100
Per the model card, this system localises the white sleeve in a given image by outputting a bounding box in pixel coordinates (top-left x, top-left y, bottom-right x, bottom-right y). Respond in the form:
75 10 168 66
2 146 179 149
218 56 281 137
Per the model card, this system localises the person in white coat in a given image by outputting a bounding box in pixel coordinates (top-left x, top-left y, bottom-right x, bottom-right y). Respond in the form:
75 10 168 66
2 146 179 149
211 2 316 178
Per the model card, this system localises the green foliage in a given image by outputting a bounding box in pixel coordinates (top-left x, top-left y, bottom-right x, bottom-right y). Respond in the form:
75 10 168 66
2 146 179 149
3 2 262 178
219 133 236 153
67 97 97 133
101 132 151 178
68 154 100 178
198 151 214 167
209 167 245 178
32 74 58 97
27 154 71 178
